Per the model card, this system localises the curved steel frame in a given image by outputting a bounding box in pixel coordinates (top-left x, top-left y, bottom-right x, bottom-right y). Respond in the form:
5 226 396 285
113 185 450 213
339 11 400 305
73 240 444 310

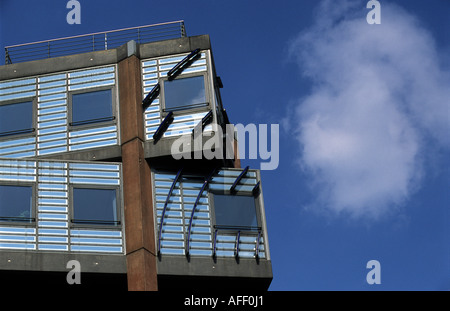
229 165 249 194
192 109 213 135
185 168 216 256
157 167 183 255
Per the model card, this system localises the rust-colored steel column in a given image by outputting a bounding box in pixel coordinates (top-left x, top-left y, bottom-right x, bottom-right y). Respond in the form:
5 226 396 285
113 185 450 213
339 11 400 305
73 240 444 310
118 54 158 291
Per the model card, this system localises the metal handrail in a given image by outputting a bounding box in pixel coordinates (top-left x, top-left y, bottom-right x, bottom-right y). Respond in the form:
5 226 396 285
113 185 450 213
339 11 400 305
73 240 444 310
5 21 185 49
0 216 35 222
185 168 216 256
71 219 121 225
0 128 35 138
5 20 186 64
214 225 261 231
157 167 183 255
212 225 262 259
69 116 115 127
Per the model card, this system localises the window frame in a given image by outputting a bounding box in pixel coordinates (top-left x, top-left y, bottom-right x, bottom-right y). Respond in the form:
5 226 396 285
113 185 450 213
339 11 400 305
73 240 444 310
0 182 36 226
69 184 121 229
0 97 36 140
159 71 211 116
68 86 117 131
209 190 262 233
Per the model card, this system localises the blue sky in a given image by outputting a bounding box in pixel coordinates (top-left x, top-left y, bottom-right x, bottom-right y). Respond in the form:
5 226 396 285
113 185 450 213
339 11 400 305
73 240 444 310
1 0 449 290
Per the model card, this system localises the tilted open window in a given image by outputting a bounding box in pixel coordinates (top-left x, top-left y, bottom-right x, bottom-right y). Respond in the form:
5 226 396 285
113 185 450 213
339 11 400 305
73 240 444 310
162 74 208 112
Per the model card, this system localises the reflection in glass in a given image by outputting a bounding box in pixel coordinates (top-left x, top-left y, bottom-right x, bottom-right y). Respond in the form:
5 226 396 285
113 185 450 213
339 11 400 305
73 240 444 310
0 101 33 136
73 188 117 225
213 194 258 229
163 76 206 111
72 89 113 126
0 185 33 222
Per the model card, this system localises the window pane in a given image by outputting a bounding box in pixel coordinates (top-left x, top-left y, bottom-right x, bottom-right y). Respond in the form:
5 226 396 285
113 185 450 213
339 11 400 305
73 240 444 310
73 188 117 225
164 76 206 111
0 185 33 222
0 101 33 135
72 89 113 125
213 194 258 229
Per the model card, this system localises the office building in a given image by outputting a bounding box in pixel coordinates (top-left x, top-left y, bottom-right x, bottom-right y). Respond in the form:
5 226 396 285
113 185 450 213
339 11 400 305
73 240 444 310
0 21 272 290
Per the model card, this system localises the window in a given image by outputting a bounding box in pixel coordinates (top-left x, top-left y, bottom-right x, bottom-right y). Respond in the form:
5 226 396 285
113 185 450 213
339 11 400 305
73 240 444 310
212 194 258 229
0 185 33 223
163 75 207 111
70 89 114 126
0 100 34 137
72 187 119 226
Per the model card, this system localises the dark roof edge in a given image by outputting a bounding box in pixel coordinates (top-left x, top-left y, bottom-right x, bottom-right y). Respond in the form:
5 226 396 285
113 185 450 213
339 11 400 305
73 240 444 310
0 35 211 81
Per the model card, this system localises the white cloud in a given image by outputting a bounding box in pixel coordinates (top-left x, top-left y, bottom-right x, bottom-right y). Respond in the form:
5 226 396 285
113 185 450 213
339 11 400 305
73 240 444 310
288 0 449 219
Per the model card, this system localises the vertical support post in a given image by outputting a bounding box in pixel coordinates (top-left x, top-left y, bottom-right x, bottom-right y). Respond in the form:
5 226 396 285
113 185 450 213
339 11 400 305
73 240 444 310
255 231 261 258
119 52 158 291
181 21 186 37
5 48 10 65
212 229 218 258
235 231 241 258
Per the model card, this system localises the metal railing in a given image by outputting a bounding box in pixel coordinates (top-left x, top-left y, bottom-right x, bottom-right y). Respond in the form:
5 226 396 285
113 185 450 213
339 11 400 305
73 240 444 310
212 226 262 259
4 20 186 65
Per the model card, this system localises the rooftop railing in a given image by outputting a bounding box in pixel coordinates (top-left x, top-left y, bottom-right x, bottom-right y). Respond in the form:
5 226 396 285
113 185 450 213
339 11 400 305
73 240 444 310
4 20 186 65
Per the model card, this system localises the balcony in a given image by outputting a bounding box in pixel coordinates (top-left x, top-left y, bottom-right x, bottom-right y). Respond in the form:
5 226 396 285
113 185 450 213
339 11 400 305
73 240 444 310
153 166 272 290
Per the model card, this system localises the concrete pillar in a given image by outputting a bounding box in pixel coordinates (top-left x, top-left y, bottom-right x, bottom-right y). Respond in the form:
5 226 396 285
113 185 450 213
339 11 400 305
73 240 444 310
118 54 158 291
233 138 241 169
